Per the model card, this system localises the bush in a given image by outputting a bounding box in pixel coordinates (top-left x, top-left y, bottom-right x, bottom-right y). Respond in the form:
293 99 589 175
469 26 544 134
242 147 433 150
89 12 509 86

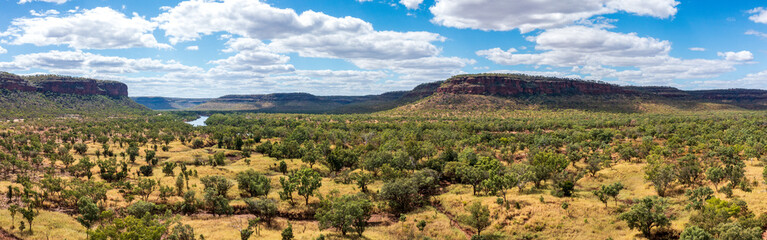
618 196 673 237
236 170 271 197
245 198 278 224
126 200 155 218
380 178 420 214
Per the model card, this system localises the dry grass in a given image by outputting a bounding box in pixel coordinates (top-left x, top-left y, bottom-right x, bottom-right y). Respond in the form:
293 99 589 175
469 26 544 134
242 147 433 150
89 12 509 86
9 136 767 240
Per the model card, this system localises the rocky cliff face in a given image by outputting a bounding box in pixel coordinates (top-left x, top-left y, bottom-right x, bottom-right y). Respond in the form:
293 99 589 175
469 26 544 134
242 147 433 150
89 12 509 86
0 72 128 97
436 74 633 96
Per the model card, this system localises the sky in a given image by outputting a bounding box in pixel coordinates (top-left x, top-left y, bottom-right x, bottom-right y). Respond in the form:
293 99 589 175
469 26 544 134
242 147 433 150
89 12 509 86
1 0 767 98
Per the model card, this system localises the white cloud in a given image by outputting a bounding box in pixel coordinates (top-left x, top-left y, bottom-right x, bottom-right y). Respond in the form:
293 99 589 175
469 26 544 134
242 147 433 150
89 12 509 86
477 26 746 85
489 70 582 79
746 29 767 38
18 0 67 4
4 7 170 50
748 7 767 24
477 26 670 67
154 0 470 89
268 31 444 60
689 47 705 51
400 0 424 10
156 0 446 62
154 0 371 44
207 38 295 76
185 45 198 51
29 9 59 17
717 51 754 62
352 56 475 83
0 46 6 54
0 50 200 75
691 70 767 89
430 0 678 32
604 0 678 18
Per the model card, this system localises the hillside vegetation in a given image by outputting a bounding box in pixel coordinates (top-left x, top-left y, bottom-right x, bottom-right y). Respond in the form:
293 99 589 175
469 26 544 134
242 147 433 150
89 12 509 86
2 109 767 240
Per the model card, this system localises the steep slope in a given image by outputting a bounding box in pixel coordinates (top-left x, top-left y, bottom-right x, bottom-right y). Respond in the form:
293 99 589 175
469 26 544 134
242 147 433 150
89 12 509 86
0 72 150 119
396 74 765 113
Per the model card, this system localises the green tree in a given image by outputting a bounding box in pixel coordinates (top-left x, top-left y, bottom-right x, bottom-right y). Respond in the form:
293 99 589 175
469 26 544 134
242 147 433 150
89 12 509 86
134 178 157 201
380 178 420 214
618 196 673 237
680 226 713 240
292 168 322 205
145 150 156 165
200 175 233 197
204 188 233 216
180 191 198 215
685 187 714 210
176 174 185 196
316 194 372 236
645 158 676 197
20 204 38 234
706 167 725 192
281 222 294 240
77 197 100 233
126 200 156 218
278 176 295 204
464 201 491 237
716 222 761 240
456 165 488 195
89 214 169 240
168 223 196 240
676 154 703 187
245 198 278 224
529 150 568 188
278 161 288 175
236 170 271 197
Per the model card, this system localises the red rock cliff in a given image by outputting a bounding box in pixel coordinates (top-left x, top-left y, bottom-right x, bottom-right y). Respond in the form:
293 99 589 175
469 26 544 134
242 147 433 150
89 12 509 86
0 73 128 97
436 74 633 96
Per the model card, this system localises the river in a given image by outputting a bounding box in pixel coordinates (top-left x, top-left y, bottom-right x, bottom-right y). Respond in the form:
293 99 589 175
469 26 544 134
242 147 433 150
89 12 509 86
185 116 209 127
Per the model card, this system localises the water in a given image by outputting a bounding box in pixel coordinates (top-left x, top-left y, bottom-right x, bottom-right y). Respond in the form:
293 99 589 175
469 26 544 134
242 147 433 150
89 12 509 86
186 116 209 127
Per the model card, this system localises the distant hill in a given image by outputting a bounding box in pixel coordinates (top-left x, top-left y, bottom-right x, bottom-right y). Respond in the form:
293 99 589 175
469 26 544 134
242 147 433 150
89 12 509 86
395 74 767 113
184 73 767 114
14 72 767 116
190 91 413 113
0 72 150 119
132 97 210 110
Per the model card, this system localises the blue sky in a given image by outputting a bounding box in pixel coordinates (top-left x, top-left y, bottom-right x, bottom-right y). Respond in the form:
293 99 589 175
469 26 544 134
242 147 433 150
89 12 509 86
1 0 767 97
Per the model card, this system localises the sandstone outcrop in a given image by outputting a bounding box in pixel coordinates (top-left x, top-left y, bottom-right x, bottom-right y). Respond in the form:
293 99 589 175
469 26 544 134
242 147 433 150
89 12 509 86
0 72 128 97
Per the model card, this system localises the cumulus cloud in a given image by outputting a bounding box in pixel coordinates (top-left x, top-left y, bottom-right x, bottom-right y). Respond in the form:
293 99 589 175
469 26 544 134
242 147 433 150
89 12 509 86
400 0 424 10
4 7 170 49
748 7 767 24
477 26 670 67
717 51 754 62
691 70 767 89
154 0 471 88
154 0 371 44
0 46 6 54
185 45 198 51
18 0 67 4
477 26 747 85
430 0 678 32
268 31 444 60
0 50 200 75
689 47 705 51
155 0 446 61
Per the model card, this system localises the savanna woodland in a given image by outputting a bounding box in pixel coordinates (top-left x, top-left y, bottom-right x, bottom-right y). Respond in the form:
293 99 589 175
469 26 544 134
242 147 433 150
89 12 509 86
4 73 767 240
